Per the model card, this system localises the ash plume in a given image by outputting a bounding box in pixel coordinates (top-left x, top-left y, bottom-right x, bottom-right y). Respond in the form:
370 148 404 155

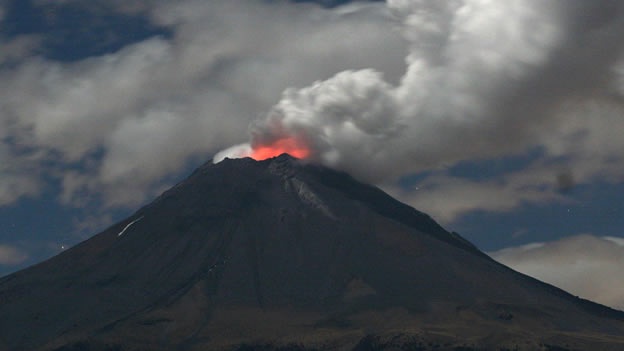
217 0 624 183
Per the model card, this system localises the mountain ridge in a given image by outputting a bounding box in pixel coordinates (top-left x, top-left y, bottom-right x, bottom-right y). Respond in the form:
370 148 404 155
1 154 623 351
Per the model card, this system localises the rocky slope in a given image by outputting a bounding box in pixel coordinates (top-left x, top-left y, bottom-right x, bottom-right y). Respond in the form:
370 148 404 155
1 154 623 351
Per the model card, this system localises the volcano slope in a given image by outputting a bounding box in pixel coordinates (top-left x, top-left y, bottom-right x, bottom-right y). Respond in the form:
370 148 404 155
1 154 623 351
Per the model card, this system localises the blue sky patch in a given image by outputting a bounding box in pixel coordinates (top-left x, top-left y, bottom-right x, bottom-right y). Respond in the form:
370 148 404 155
2 0 171 62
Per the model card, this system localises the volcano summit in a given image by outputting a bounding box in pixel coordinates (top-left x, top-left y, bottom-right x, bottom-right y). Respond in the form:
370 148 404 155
1 154 623 351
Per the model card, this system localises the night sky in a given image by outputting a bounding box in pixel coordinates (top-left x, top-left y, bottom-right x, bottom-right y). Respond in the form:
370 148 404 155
1 0 623 309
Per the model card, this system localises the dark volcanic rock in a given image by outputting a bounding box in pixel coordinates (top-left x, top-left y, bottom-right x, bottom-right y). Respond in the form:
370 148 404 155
1 154 623 351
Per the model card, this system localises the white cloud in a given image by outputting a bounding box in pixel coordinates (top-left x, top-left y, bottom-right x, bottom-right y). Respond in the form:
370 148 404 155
491 234 624 311
385 170 567 224
0 35 41 65
616 60 624 95
383 154 600 224
0 245 28 266
71 213 114 237
0 0 405 207
0 173 39 206
386 97 624 224
541 101 624 183
0 144 40 206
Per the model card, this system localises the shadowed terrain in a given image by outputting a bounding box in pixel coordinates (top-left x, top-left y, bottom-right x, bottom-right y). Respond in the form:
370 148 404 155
1 154 623 351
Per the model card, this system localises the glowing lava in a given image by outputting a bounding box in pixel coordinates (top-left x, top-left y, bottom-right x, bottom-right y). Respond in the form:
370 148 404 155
250 137 310 160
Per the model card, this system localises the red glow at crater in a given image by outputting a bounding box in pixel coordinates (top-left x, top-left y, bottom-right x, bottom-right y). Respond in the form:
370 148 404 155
250 137 311 160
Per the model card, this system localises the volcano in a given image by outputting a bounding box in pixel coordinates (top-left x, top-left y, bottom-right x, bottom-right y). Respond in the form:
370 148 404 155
1 154 623 351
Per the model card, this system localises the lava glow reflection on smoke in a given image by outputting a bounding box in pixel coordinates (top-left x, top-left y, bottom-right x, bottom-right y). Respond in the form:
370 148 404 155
250 137 310 160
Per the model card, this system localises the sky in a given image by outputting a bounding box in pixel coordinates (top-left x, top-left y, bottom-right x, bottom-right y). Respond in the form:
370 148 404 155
0 0 623 310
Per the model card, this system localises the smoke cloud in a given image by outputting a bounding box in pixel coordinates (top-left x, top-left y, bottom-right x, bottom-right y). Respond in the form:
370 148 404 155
218 0 624 185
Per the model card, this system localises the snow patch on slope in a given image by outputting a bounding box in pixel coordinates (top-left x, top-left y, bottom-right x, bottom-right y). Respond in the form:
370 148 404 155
287 178 335 219
118 216 144 237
